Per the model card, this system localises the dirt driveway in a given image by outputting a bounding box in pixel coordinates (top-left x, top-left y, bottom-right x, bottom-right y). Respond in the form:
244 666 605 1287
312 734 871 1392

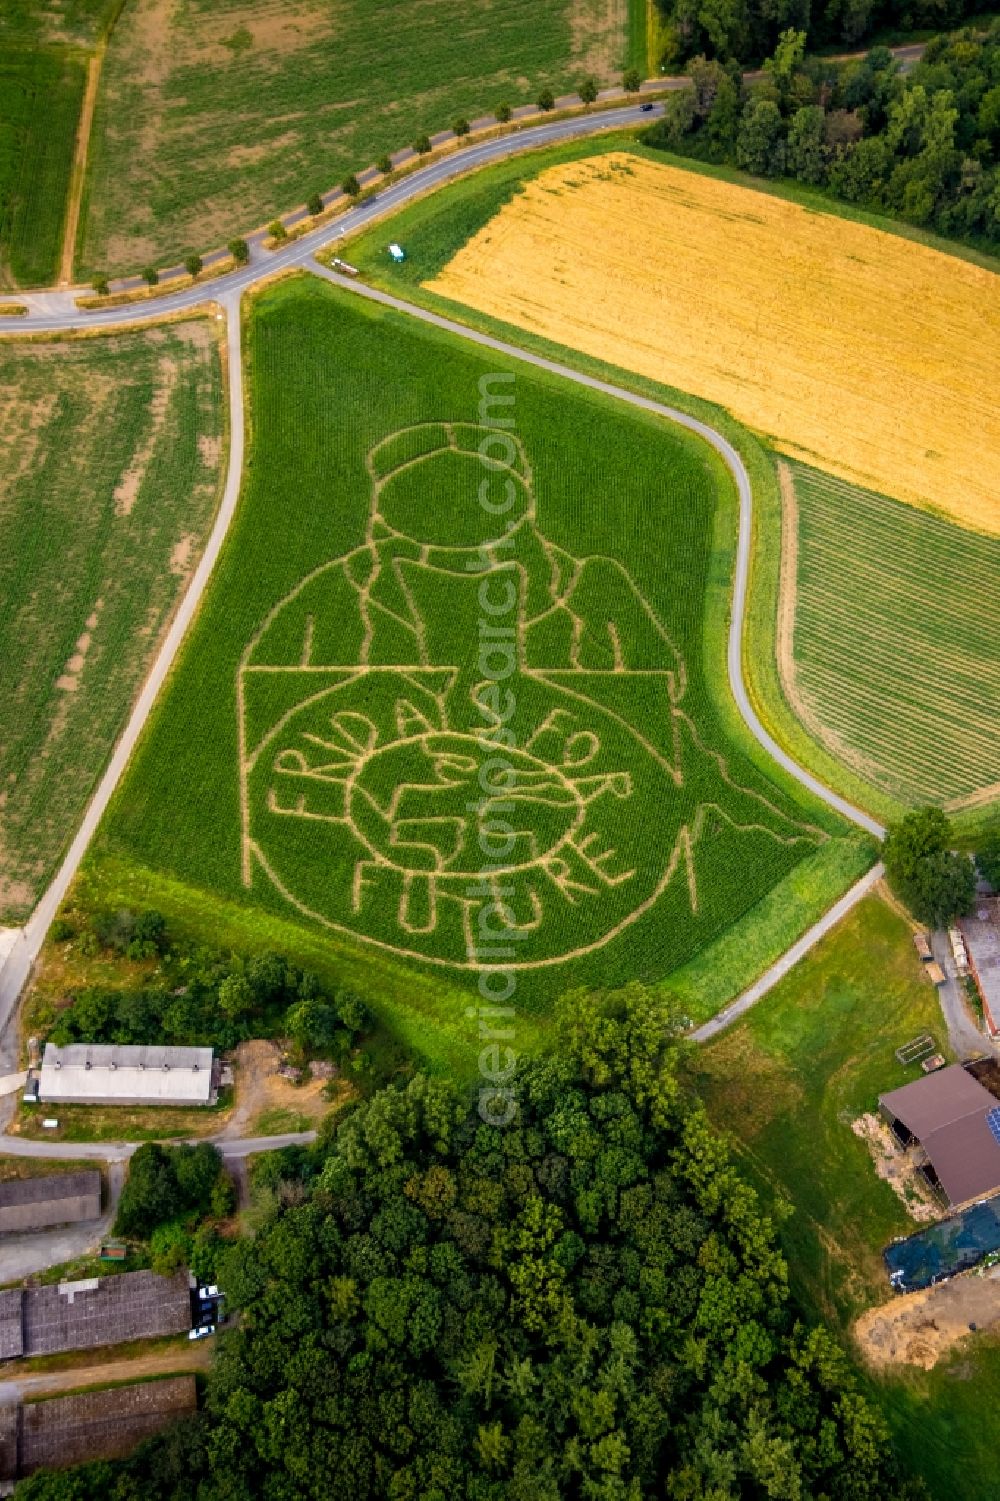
0 1337 212 1404
218 1040 338 1140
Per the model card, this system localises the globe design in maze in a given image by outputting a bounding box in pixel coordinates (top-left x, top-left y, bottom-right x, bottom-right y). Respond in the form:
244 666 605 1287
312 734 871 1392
239 422 815 969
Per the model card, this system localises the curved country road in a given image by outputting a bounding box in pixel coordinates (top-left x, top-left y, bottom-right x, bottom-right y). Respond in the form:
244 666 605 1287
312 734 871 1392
0 87 892 1064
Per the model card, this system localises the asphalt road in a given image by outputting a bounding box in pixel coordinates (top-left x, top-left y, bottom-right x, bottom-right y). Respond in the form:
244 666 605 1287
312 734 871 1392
0 1131 316 1162
0 79 895 1058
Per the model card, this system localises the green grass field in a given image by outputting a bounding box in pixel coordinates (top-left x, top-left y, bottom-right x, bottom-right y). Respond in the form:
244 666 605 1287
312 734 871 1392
78 0 632 277
0 321 224 923
0 43 85 286
693 893 1000 1501
93 274 849 1039
782 460 1000 814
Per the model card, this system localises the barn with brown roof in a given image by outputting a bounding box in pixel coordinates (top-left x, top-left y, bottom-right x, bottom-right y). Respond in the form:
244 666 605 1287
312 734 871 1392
0 1171 101 1235
880 1063 1000 1208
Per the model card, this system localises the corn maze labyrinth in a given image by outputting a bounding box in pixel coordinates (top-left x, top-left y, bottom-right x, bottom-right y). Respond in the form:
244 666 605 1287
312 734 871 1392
239 418 820 970
104 280 832 998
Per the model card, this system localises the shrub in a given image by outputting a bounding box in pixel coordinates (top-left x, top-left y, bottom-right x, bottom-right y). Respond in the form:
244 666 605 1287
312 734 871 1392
341 173 361 197
413 133 433 154
115 1141 227 1241
537 88 556 111
376 154 393 174
495 101 512 123
266 220 286 242
228 237 250 266
50 918 75 943
140 265 159 286
453 116 470 136
184 253 203 278
93 907 166 960
92 275 109 297
307 192 324 216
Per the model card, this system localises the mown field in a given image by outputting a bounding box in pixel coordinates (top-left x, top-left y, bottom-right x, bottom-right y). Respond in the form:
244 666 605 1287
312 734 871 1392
78 0 630 277
426 149 1000 535
0 42 85 286
781 460 1000 813
694 893 1000 1501
95 274 850 1033
0 321 224 924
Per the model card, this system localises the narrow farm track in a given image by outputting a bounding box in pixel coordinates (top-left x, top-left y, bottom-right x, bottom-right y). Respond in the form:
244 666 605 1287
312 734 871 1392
58 45 104 287
0 87 896 1056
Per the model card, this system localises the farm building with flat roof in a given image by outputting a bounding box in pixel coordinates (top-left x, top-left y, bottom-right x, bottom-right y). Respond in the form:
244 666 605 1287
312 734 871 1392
38 1043 214 1106
0 1270 191 1362
880 1064 1000 1207
0 1375 197 1484
0 1171 101 1234
960 898 1000 1038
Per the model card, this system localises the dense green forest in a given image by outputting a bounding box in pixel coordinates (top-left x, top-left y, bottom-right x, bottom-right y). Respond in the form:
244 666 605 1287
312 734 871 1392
655 0 990 66
646 24 1000 246
18 986 923 1499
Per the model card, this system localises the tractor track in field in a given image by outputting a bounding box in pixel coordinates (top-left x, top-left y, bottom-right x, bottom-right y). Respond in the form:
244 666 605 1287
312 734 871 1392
0 79 897 1063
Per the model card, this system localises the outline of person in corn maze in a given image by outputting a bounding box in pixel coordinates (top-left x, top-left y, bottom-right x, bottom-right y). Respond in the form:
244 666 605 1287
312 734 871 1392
238 422 822 969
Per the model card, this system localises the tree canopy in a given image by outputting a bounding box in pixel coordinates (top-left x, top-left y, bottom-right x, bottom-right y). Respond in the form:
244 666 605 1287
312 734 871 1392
646 25 1000 255
21 985 922 1499
883 806 976 927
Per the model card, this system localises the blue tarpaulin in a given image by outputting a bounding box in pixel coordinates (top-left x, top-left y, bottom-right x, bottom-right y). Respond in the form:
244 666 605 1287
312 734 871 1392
884 1198 1000 1290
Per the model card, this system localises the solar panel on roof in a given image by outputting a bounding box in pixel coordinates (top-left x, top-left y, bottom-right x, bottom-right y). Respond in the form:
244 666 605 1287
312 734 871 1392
986 1107 1000 1146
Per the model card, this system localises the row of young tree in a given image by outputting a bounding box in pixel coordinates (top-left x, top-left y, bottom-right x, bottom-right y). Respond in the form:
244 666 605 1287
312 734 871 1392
655 0 988 67
47 908 369 1059
16 986 924 1500
646 24 1000 247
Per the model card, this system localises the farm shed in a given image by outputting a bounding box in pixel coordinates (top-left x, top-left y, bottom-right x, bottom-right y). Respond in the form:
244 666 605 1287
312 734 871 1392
0 1376 196 1483
38 1043 215 1106
19 1375 197 1476
0 1270 191 1361
880 1064 1000 1207
960 898 1000 1038
0 1294 23 1361
0 1171 101 1234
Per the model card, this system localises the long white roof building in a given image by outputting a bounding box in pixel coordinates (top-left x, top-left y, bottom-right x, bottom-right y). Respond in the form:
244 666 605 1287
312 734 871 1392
38 1044 214 1106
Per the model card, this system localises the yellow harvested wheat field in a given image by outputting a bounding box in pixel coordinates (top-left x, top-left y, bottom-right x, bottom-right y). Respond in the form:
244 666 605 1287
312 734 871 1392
427 153 1000 535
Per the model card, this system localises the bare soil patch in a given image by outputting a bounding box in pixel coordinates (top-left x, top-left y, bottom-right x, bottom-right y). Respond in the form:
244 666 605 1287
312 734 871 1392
220 1040 344 1139
851 1112 941 1223
856 1269 1000 1370
569 0 627 74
